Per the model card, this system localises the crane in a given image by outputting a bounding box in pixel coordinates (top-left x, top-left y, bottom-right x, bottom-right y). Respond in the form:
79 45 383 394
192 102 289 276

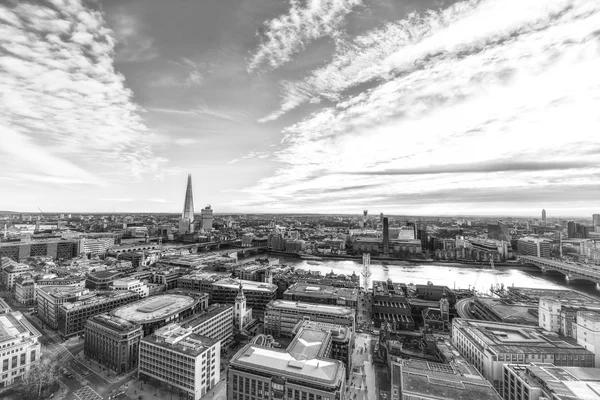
37 207 44 217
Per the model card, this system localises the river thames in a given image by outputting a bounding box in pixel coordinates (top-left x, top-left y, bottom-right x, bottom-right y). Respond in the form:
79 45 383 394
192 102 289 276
280 257 600 298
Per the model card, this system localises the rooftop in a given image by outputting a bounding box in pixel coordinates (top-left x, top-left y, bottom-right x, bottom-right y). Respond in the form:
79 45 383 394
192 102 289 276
284 283 358 301
212 278 277 292
112 294 197 323
180 304 233 330
395 359 501 400
38 285 90 299
267 300 354 316
88 270 124 279
143 331 218 357
61 290 138 310
0 312 40 342
372 280 407 298
231 344 344 386
88 314 141 332
474 297 539 325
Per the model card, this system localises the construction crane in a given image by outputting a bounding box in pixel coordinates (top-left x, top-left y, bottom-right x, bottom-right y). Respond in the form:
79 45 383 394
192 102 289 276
37 207 44 217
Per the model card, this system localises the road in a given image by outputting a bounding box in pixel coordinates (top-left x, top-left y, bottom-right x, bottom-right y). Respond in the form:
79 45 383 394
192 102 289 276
455 297 473 319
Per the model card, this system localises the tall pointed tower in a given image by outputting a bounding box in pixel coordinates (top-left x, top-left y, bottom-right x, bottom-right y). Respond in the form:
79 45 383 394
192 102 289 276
179 174 195 234
234 283 247 332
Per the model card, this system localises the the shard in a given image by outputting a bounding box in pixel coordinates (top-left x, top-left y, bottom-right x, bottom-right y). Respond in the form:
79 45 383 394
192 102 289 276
182 174 194 222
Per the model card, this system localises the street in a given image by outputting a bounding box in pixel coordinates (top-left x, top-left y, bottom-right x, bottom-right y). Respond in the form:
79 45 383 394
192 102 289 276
346 333 377 400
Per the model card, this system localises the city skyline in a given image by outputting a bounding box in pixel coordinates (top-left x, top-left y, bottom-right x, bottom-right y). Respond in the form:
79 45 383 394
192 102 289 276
1 0 599 216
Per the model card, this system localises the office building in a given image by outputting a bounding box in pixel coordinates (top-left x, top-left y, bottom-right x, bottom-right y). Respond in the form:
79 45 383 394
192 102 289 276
291 320 353 378
542 209 546 224
391 358 501 400
0 239 78 262
594 214 600 227
538 294 600 338
58 290 140 337
1 262 33 290
228 334 345 400
112 277 149 298
503 363 600 400
84 314 143 373
37 286 91 330
177 304 234 345
78 236 115 256
139 326 220 400
111 293 203 336
568 220 590 239
0 312 42 388
264 300 355 338
86 270 125 290
517 237 551 258
452 318 594 395
488 221 512 242
14 275 35 305
383 217 390 254
372 280 414 331
211 278 277 310
179 174 195 234
200 205 213 232
177 272 222 295
575 311 600 367
283 283 358 308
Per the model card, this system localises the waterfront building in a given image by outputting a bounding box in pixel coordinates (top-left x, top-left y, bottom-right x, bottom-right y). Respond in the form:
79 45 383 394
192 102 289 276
236 262 273 283
227 336 345 400
58 290 140 337
86 270 125 290
14 275 35 305
538 295 600 338
488 221 512 242
78 236 115 256
140 327 220 400
283 239 306 253
517 237 551 258
452 318 595 395
0 239 78 262
105 244 159 256
471 296 539 326
390 358 501 400
291 320 353 378
112 277 149 298
200 205 213 232
111 293 202 336
0 312 41 388
179 174 195 235
503 363 600 400
575 311 600 367
211 278 277 311
264 300 355 338
84 314 142 373
372 280 414 331
283 283 358 308
1 262 33 290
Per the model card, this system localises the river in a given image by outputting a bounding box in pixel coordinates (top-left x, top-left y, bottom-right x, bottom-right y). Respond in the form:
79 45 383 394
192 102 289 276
279 257 600 298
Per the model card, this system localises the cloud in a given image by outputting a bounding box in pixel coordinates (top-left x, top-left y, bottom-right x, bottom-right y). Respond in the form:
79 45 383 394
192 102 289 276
237 0 600 214
247 0 363 72
151 58 207 88
173 138 198 146
147 106 247 122
147 198 172 203
109 10 158 62
0 0 167 185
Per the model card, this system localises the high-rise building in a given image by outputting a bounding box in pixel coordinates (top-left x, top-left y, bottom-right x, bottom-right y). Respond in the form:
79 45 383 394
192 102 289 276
594 214 600 227
179 174 195 234
383 217 389 255
542 209 546 223
200 205 213 232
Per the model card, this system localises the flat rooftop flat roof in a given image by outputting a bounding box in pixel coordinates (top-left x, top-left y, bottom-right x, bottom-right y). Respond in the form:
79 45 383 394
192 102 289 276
112 294 196 323
213 278 277 292
143 332 218 357
231 345 343 385
284 283 358 299
268 300 354 316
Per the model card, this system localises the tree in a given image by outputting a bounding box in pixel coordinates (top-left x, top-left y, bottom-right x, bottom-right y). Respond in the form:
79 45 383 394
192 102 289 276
20 350 60 399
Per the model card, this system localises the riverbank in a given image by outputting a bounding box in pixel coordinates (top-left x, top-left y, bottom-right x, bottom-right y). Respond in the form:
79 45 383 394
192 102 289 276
266 250 540 271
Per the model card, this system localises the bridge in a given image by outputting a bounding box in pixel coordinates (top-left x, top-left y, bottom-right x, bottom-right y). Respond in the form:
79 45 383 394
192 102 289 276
520 256 600 284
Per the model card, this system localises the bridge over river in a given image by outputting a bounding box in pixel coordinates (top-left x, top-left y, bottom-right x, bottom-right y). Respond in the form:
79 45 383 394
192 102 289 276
520 256 600 284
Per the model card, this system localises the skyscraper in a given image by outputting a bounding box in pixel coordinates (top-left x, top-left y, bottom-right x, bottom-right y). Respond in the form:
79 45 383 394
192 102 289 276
179 174 195 234
383 217 389 255
542 209 546 223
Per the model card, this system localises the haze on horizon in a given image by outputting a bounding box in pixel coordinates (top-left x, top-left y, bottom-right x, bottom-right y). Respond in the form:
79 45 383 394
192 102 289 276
1 0 599 217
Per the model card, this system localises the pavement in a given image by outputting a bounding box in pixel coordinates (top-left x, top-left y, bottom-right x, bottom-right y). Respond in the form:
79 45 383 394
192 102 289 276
346 333 377 400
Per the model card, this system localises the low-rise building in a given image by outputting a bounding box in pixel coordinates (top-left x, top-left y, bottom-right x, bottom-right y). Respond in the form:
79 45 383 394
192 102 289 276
517 237 551 258
503 363 600 400
227 334 346 400
84 314 142 373
1 262 33 290
452 318 595 396
139 326 220 400
372 280 414 331
36 286 91 330
264 300 355 338
86 270 125 290
211 278 277 311
0 311 42 388
283 283 358 308
14 275 35 305
391 358 501 400
58 290 140 337
471 296 539 326
178 304 234 346
112 277 149 298
538 294 600 338
575 310 600 367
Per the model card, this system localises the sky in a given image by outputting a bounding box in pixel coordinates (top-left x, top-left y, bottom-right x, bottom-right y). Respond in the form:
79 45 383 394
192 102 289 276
0 0 599 217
